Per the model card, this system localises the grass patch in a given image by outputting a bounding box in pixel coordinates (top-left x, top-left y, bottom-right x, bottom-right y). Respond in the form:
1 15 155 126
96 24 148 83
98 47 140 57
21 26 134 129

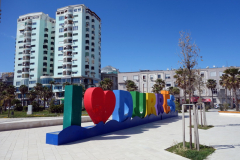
0 110 89 118
191 125 214 130
166 142 215 160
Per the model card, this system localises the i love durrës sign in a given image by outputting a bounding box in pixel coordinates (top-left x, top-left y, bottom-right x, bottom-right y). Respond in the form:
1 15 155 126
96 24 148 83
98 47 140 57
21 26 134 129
83 87 176 125
47 85 177 145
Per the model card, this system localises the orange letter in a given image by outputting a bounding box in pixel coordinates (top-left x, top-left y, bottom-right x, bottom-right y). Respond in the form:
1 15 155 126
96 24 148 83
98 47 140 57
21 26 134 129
161 90 171 114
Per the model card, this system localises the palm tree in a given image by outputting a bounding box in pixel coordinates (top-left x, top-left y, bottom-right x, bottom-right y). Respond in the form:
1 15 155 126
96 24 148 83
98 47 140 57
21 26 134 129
40 87 53 109
0 82 7 113
168 87 180 96
19 85 28 106
27 90 37 105
206 79 217 108
34 83 43 106
219 74 230 104
152 78 165 93
125 80 138 91
49 81 55 92
223 68 240 111
63 82 71 90
4 85 16 117
100 78 113 90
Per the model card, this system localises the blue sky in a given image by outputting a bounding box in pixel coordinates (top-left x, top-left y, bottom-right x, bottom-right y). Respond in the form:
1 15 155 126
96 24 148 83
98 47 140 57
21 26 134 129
0 0 240 72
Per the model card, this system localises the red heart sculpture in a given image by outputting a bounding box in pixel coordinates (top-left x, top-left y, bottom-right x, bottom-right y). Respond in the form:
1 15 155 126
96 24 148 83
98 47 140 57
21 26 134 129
84 87 116 124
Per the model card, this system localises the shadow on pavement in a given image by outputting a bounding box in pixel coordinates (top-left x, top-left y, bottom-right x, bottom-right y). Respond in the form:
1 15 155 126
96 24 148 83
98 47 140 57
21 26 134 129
64 116 181 145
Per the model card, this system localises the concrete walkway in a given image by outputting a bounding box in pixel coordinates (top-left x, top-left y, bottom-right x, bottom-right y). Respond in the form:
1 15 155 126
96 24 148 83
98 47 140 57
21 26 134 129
0 110 239 160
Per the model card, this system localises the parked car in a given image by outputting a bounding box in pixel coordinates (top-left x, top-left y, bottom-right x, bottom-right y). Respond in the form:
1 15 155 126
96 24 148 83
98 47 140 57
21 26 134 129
6 106 14 110
214 104 221 109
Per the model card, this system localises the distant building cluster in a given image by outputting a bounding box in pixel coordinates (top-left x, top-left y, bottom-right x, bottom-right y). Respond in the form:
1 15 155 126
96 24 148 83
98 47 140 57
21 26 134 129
0 72 14 86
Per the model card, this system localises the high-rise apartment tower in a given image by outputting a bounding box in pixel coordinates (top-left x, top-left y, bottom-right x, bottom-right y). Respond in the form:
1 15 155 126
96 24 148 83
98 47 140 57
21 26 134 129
14 12 55 97
52 4 101 98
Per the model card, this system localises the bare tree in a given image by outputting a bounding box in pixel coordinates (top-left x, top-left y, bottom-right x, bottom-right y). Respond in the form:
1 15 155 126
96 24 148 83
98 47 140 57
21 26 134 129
178 31 201 149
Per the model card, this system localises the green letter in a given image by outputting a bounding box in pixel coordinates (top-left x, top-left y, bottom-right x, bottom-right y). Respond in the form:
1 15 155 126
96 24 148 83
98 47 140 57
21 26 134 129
63 85 82 129
130 91 146 118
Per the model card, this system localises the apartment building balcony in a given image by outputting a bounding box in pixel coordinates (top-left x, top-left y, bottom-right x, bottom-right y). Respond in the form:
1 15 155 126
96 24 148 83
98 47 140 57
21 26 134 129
63 58 72 64
22 68 29 73
63 51 72 58
63 67 72 71
63 71 71 76
64 20 73 26
43 65 47 68
64 28 73 34
85 68 89 72
64 33 72 39
23 45 31 50
23 50 30 55
22 62 30 66
44 37 48 40
63 45 72 51
85 61 89 65
26 19 32 23
44 28 48 33
23 56 30 61
64 39 72 45
22 74 29 78
24 33 31 38
65 14 73 20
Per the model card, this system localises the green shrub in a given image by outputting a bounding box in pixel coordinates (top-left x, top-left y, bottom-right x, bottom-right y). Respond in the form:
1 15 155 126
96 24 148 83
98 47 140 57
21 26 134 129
23 106 28 112
175 101 182 112
205 105 210 111
39 106 45 111
49 104 64 113
223 103 229 111
14 104 23 111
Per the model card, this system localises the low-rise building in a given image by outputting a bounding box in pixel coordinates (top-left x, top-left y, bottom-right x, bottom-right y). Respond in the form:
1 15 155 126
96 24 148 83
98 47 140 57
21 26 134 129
101 66 118 90
118 67 240 105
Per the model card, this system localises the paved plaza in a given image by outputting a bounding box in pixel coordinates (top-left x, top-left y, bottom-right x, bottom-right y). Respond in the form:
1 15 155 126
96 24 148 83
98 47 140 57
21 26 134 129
0 110 240 160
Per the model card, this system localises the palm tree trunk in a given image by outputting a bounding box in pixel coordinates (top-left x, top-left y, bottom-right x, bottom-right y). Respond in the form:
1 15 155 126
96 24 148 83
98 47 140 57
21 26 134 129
21 94 23 107
234 89 238 111
225 87 227 104
230 89 233 109
211 89 214 108
8 99 11 117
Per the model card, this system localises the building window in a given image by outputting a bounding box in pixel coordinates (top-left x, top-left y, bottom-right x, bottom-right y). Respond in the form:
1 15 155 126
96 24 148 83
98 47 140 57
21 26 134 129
158 74 161 79
30 63 34 65
54 86 62 89
73 26 78 31
59 35 64 38
92 25 94 28
74 9 77 12
123 76 127 81
18 64 22 66
59 23 64 26
86 34 89 38
17 76 21 78
86 16 89 19
73 33 78 36
165 74 170 79
213 98 217 103
212 89 218 94
74 21 78 23
18 41 23 43
72 72 78 74
16 82 20 86
58 47 63 51
58 73 62 75
29 81 36 84
219 72 223 77
166 82 171 87
18 58 22 60
92 19 95 22
32 39 36 41
210 72 216 76
31 57 35 59
143 75 146 80
200 72 204 77
32 33 36 36
59 16 64 21
59 28 64 33
86 28 89 32
73 39 78 43
85 46 89 50
133 76 138 80
92 37 94 40
74 15 78 17
73 46 78 49
72 65 78 68
58 54 63 56
32 22 37 25
19 52 23 54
